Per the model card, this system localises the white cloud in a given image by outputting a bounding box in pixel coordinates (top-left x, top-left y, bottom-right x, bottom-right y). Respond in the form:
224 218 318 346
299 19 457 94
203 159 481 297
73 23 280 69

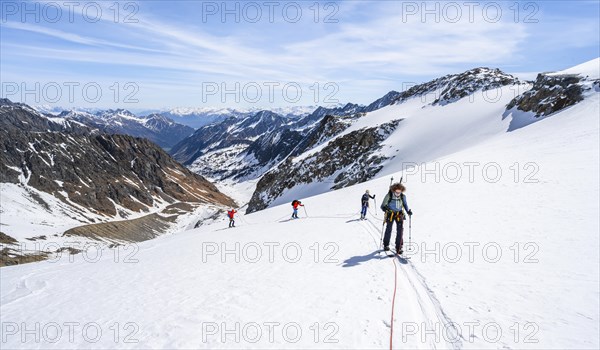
1 0 595 108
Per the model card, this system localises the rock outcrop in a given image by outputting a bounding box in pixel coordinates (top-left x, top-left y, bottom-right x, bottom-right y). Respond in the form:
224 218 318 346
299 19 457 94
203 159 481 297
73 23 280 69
247 119 402 213
0 99 235 219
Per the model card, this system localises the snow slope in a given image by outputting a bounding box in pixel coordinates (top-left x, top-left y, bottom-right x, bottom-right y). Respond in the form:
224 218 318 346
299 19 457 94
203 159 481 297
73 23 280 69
264 59 598 210
1 85 598 349
547 57 600 79
1 60 598 349
270 83 529 208
0 183 105 242
292 87 517 168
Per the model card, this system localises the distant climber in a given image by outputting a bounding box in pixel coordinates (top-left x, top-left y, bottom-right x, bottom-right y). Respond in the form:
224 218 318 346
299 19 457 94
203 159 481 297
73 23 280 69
360 190 375 220
291 200 304 219
380 183 412 254
227 209 237 228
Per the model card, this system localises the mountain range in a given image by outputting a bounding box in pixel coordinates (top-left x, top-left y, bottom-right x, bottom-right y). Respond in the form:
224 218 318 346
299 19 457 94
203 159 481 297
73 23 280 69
244 63 598 212
0 98 235 253
2 58 598 349
3 58 598 251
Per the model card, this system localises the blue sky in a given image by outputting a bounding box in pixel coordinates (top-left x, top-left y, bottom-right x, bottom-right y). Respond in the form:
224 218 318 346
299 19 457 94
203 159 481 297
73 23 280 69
1 0 599 109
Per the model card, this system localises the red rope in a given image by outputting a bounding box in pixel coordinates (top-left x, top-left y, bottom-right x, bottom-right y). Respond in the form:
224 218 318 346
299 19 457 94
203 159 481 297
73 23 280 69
389 256 399 350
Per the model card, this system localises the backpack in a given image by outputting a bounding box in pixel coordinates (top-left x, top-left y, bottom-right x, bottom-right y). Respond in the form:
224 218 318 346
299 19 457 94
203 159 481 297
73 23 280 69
361 193 369 204
291 200 299 206
383 191 404 211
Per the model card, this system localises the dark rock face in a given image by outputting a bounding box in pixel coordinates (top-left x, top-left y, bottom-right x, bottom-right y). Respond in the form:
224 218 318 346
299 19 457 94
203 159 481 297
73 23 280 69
170 116 239 166
393 67 520 105
291 113 361 158
0 232 17 244
246 119 402 213
168 95 398 182
140 113 195 149
0 99 235 218
159 109 252 129
167 87 404 184
191 127 306 181
364 91 401 112
0 100 91 135
506 74 587 117
245 128 304 167
291 103 367 130
170 111 287 166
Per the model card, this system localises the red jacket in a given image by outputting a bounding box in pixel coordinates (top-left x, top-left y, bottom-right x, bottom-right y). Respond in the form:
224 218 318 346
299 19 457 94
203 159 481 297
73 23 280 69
292 202 303 209
227 210 237 219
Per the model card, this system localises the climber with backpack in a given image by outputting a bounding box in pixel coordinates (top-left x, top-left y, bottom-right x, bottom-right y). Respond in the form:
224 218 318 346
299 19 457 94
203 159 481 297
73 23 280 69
360 190 375 220
291 199 304 219
380 183 413 255
227 208 237 228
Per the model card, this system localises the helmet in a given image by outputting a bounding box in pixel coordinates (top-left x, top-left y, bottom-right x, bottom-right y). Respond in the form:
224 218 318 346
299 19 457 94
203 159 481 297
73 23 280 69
365 190 370 194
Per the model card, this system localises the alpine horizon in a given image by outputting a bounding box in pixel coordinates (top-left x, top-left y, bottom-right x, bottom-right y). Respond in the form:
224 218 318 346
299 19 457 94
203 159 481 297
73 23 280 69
1 1 598 349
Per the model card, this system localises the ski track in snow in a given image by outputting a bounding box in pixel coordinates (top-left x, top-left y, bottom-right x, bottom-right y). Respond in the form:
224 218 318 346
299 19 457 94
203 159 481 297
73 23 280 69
0 209 463 349
360 214 461 349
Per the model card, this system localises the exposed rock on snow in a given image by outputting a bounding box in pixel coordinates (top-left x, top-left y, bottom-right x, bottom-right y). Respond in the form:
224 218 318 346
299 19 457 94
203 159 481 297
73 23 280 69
171 111 287 166
246 119 402 213
0 98 235 219
393 67 521 106
170 96 397 184
506 73 593 117
63 202 197 242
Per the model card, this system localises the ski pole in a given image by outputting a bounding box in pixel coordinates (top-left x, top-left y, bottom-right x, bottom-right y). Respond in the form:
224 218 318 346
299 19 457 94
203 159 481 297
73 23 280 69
408 215 412 251
303 206 308 217
380 220 385 250
374 197 378 216
380 211 387 250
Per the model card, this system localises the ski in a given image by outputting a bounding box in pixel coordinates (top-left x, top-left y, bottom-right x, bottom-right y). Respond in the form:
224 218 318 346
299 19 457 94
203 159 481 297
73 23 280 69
388 253 412 259
381 250 412 259
383 250 397 258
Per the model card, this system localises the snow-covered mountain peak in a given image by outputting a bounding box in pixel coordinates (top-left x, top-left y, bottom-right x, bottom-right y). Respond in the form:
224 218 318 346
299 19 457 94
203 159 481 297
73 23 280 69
95 108 140 120
145 112 175 123
57 109 95 119
253 109 281 121
36 107 194 149
165 105 317 118
0 98 41 116
393 67 521 106
33 105 104 116
168 106 239 116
